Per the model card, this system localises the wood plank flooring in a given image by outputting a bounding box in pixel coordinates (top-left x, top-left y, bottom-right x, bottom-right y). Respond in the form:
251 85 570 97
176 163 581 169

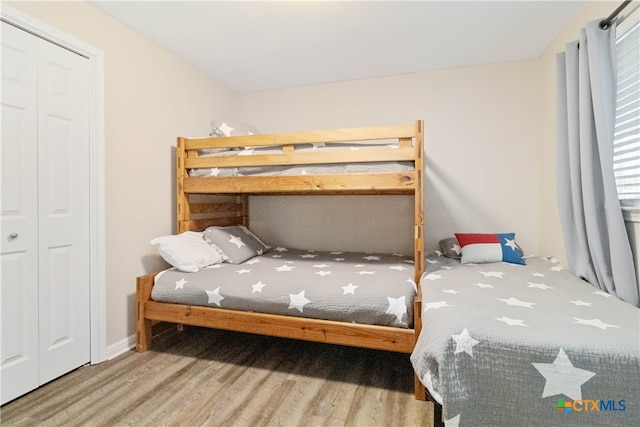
1 326 434 426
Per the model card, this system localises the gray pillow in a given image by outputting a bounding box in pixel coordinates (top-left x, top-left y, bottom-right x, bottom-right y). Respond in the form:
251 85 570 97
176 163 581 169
203 226 271 264
439 237 462 259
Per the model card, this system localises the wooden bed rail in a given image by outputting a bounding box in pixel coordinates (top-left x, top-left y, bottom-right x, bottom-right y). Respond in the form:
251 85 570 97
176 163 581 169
137 273 416 354
183 123 417 150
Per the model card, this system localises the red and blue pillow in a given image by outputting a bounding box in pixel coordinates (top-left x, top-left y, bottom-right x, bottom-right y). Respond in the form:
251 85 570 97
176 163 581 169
454 232 525 265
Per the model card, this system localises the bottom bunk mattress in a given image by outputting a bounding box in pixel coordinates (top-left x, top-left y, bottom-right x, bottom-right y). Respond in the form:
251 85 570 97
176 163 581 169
411 254 640 427
152 248 416 329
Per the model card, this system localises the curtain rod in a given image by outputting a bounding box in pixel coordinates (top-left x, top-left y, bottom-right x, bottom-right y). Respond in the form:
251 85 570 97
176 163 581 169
600 0 633 29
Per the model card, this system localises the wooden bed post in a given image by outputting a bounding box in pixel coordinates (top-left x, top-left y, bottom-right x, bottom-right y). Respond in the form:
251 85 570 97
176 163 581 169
176 137 190 233
414 120 425 285
413 119 427 401
136 274 154 352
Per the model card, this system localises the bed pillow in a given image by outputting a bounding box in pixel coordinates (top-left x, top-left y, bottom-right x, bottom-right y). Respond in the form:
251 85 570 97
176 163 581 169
199 121 260 156
454 232 526 265
203 225 271 264
150 231 223 272
439 237 462 259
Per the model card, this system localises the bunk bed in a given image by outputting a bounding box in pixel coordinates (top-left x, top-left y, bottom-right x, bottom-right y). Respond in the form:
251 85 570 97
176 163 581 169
136 120 426 396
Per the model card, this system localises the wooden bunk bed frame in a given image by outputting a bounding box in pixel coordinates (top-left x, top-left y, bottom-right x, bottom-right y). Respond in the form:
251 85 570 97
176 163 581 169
136 120 426 399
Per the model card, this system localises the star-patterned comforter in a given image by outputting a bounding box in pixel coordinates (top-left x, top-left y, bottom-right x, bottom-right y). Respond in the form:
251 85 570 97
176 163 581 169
152 248 416 328
411 255 640 427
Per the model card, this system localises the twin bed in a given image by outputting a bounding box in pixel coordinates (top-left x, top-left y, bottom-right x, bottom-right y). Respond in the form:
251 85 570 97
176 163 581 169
413 251 640 426
136 120 639 425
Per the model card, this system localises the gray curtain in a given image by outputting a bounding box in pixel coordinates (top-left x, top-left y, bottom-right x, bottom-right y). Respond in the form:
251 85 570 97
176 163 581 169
556 19 638 307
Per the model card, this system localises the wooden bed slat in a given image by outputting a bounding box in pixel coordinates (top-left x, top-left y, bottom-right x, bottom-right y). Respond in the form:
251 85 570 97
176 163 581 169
184 123 417 150
183 172 416 194
186 147 416 169
143 300 415 354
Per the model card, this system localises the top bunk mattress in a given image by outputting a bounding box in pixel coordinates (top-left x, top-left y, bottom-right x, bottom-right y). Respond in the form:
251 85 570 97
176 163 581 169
188 141 414 177
152 247 417 328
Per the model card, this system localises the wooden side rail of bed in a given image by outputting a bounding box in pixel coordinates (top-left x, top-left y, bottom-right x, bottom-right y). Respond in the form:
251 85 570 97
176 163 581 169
136 273 416 354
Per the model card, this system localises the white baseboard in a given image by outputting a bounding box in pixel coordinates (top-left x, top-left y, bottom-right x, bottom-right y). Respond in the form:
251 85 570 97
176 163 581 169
105 334 136 360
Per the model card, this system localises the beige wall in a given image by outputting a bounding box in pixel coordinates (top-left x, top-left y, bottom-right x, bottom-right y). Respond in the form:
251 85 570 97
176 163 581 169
537 0 619 267
6 1 236 348
7 0 621 350
236 61 543 256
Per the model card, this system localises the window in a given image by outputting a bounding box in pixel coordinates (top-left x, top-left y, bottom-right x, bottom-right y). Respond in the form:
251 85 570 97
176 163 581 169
614 21 640 207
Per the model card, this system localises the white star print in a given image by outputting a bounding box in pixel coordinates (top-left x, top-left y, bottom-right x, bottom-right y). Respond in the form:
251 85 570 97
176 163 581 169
175 278 187 290
527 282 554 290
228 234 246 248
386 296 407 322
333 258 345 262
504 238 518 251
218 122 234 136
274 247 288 252
363 256 380 261
206 287 224 306
353 264 365 268
445 414 460 427
531 272 545 277
452 328 479 356
313 264 329 268
573 318 620 330
472 282 494 289
246 258 261 265
532 348 595 400
426 258 440 264
479 271 505 278
238 148 254 156
357 271 375 275
236 269 251 275
497 297 536 309
390 265 407 271
443 289 459 294
252 281 266 293
592 290 612 298
423 273 443 280
569 300 592 306
315 271 332 277
424 301 450 311
550 265 563 271
275 265 295 272
204 264 227 269
289 290 310 313
300 254 317 258
495 316 527 327
342 283 358 295
208 168 221 177
330 251 343 255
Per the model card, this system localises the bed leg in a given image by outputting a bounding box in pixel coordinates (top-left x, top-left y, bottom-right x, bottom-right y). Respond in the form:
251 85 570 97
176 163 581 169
177 323 184 332
136 275 154 352
414 373 427 401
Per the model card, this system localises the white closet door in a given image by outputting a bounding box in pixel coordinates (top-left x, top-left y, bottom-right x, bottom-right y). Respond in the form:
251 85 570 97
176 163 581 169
1 21 40 403
36 27 90 385
0 21 90 404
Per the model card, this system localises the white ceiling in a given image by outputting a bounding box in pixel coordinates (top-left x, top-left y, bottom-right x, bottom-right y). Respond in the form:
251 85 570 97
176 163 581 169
90 0 587 93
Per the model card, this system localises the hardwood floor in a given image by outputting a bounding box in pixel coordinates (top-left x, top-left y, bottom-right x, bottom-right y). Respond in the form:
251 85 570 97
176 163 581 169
1 326 434 426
